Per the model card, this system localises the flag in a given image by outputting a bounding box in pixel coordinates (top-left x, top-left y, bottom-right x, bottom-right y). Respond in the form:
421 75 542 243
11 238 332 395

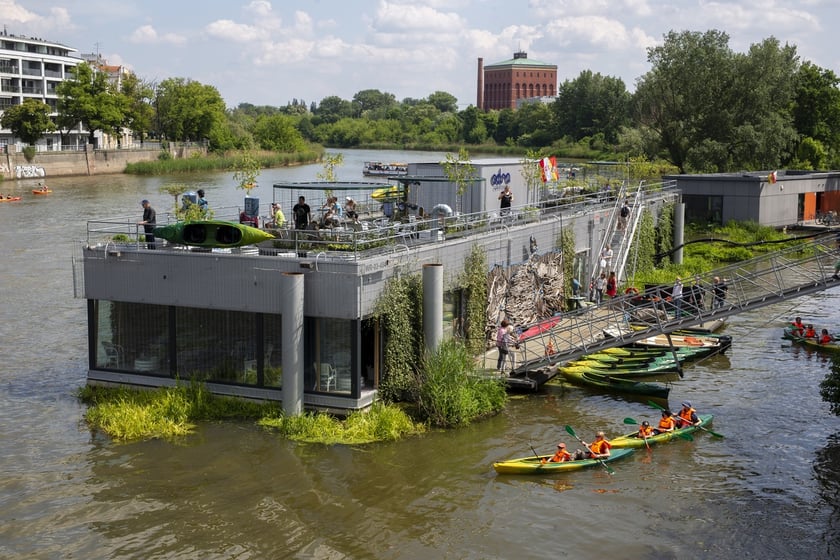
768 171 777 184
539 156 558 182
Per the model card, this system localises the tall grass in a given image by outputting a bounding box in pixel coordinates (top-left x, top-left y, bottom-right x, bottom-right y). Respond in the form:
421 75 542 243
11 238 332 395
124 149 323 175
415 339 507 427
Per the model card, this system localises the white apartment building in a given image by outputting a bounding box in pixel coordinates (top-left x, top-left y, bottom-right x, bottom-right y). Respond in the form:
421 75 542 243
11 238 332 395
0 30 88 151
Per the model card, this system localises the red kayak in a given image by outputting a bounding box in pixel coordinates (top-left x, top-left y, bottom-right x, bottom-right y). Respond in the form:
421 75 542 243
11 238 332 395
519 316 561 340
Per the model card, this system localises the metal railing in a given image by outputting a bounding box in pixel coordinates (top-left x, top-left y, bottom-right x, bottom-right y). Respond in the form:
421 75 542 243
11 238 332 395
509 232 840 372
85 181 680 261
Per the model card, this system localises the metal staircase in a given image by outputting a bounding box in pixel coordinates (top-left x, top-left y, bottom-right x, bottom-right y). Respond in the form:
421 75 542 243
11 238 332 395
515 231 840 373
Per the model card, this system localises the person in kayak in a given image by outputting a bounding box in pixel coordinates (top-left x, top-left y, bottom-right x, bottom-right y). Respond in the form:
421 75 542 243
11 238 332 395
677 401 701 428
653 410 676 434
804 324 817 338
577 431 611 460
791 317 805 337
541 442 572 463
819 329 835 344
636 421 654 439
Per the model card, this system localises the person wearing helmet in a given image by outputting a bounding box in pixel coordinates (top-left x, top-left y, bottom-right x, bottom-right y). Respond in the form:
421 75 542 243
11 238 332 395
637 420 654 439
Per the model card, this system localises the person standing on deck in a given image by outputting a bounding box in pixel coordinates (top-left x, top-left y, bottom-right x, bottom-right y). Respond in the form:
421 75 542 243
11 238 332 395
139 200 156 249
672 277 684 317
498 185 513 216
293 196 311 230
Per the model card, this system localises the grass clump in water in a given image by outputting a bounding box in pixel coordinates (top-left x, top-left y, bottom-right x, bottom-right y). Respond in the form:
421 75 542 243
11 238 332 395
78 383 423 444
259 402 424 444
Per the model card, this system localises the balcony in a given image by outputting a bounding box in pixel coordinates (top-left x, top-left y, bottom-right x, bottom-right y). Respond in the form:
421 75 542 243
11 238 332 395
0 65 19 74
21 86 43 95
22 67 42 76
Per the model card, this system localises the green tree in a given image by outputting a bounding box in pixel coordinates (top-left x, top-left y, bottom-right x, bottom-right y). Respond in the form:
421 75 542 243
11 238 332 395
155 77 227 144
233 152 260 195
120 72 154 144
252 114 306 151
427 91 458 113
443 147 476 213
314 96 353 124
351 89 397 117
0 98 55 144
552 70 630 144
792 62 840 166
57 62 124 145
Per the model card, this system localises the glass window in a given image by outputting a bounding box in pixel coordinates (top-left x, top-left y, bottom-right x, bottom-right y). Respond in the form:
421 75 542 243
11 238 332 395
307 318 353 394
175 308 256 385
263 315 282 388
94 300 169 376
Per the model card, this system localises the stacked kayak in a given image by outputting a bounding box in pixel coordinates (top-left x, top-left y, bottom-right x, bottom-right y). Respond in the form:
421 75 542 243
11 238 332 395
558 367 670 399
611 414 714 448
493 448 634 474
627 333 731 357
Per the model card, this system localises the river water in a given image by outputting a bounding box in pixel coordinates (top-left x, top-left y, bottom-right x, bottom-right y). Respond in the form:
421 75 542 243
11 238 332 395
1 149 839 559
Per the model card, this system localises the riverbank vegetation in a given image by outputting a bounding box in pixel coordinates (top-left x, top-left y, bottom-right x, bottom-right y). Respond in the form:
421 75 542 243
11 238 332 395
124 148 322 175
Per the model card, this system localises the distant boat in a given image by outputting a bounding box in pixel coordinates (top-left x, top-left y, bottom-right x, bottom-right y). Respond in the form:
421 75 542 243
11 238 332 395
33 189 52 195
0 196 21 202
153 221 274 248
363 161 408 177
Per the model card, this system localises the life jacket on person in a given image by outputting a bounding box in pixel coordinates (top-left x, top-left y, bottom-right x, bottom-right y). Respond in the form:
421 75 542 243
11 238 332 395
544 446 571 463
804 327 817 338
638 424 654 438
589 438 611 455
820 334 833 344
791 319 805 336
657 416 676 432
678 406 697 427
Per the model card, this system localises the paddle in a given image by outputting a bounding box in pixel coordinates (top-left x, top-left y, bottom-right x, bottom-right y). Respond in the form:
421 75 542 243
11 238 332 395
529 444 547 468
646 400 725 438
623 417 693 442
564 425 615 475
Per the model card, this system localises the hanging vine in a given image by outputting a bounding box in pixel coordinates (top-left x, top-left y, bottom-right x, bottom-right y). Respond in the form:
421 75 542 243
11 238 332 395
656 202 674 266
456 245 488 355
629 207 657 280
558 227 576 303
372 274 423 402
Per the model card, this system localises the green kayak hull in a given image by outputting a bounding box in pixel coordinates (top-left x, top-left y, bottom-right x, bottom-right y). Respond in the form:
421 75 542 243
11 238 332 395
493 448 634 474
559 368 671 399
611 415 714 448
153 221 274 248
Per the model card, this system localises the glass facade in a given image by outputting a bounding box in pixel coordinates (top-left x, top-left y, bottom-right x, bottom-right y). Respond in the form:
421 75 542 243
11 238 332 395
91 300 358 397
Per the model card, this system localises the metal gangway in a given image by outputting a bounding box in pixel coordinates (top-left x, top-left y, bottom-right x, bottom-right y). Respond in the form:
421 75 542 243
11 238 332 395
514 231 840 374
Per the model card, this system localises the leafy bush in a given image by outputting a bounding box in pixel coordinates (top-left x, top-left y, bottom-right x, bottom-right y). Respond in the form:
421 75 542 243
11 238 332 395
22 146 36 162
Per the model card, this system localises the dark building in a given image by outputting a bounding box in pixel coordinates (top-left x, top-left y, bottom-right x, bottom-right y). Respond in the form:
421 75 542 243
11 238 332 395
477 51 557 111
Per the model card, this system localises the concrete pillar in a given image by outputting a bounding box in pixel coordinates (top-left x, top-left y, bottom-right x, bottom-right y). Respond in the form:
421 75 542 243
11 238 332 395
673 202 685 265
423 263 443 353
281 272 304 415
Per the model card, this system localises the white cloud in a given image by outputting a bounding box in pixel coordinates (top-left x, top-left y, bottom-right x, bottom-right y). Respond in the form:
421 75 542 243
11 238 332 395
128 25 187 45
205 20 269 43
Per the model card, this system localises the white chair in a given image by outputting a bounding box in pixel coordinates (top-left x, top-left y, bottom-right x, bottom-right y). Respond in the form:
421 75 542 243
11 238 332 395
102 341 123 368
314 362 336 391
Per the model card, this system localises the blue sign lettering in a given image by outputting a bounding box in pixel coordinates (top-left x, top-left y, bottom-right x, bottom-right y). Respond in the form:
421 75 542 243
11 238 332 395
490 168 511 189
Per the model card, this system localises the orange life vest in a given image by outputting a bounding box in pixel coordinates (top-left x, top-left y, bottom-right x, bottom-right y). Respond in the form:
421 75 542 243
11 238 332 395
678 407 697 426
549 449 571 462
820 334 833 344
589 438 611 455
804 328 817 338
638 425 654 437
658 416 676 431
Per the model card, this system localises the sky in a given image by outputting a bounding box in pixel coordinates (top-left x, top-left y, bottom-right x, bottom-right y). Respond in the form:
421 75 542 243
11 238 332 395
4 0 840 110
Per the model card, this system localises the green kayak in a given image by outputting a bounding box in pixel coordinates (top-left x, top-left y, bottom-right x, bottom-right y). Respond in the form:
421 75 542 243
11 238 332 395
493 448 634 474
566 358 680 374
559 368 671 399
611 414 714 448
153 221 274 248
